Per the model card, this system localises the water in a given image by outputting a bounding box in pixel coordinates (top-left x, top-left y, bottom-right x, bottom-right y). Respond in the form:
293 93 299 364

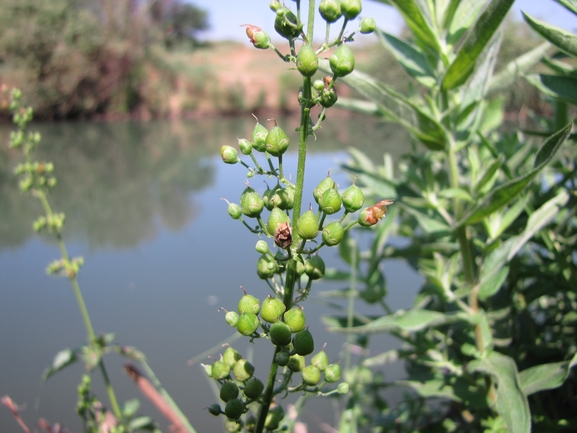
0 116 421 432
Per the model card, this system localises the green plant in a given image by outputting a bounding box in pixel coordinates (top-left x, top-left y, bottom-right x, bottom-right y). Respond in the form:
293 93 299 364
320 0 576 431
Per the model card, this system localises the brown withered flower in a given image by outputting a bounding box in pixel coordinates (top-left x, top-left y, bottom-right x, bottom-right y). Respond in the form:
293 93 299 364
358 199 394 226
274 222 293 249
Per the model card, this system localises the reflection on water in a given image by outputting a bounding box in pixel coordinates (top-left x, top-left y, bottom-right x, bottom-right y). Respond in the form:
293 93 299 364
0 116 418 432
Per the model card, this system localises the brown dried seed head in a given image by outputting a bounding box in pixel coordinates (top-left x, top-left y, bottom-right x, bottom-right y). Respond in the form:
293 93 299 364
274 222 292 249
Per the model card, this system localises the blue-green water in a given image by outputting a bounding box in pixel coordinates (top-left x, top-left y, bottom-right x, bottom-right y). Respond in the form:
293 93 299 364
0 116 421 432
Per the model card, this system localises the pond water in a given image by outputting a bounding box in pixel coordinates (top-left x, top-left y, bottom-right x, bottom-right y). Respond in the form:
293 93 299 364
0 115 422 432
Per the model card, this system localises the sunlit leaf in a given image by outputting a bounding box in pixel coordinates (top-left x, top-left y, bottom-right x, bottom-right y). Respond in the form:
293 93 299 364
523 12 577 57
555 0 577 15
43 348 79 380
519 353 577 395
387 0 442 53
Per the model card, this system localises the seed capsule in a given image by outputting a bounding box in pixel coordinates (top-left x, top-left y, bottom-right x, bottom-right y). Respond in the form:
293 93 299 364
251 122 268 152
340 0 362 20
264 405 285 430
270 321 292 346
223 347 242 367
240 186 264 218
325 363 342 382
224 201 242 220
238 138 252 155
275 351 289 366
296 209 319 240
360 17 376 34
244 377 265 399
274 7 302 40
293 329 315 356
330 44 355 77
302 365 321 386
220 382 239 402
265 125 290 156
212 360 231 380
311 350 329 371
261 296 286 323
266 207 289 237
208 403 222 416
337 382 350 393
270 0 282 11
342 182 364 212
221 145 239 164
314 172 335 204
224 399 244 420
257 255 280 279
203 364 213 378
296 45 319 77
322 221 344 246
287 354 305 372
237 312 260 336
319 0 342 23
305 255 325 280
320 88 338 108
320 184 342 214
284 307 306 332
238 293 260 315
255 240 269 254
233 359 255 382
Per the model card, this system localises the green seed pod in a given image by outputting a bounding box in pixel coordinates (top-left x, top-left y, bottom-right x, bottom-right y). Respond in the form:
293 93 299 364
337 382 349 394
256 255 280 279
270 321 292 346
293 329 315 356
265 125 290 156
246 415 257 432
212 360 231 380
284 307 306 332
270 0 282 12
314 173 335 204
264 406 283 431
325 363 342 382
261 296 287 323
342 183 364 212
313 79 325 91
322 221 344 246
296 45 319 77
287 354 305 372
224 399 244 420
276 186 294 210
233 358 255 382
244 377 265 399
208 403 222 416
223 347 242 367
238 293 260 315
267 207 290 236
238 138 252 155
251 122 268 152
220 381 240 402
305 255 325 280
302 365 322 386
240 186 264 218
221 145 239 164
295 260 306 276
340 0 362 19
225 201 242 220
296 209 319 240
330 44 355 77
274 7 302 40
225 311 239 327
311 350 329 371
320 184 342 214
275 351 289 366
319 0 342 23
237 312 260 336
360 17 376 34
320 88 338 108
255 240 269 254
225 419 242 433
203 363 213 378
244 25 271 50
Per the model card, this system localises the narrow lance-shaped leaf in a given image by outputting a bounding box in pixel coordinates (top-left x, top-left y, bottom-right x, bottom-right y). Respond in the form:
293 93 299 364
454 122 571 227
519 353 577 395
526 74 577 106
387 0 442 53
43 348 80 381
523 12 577 57
555 0 577 15
443 0 514 90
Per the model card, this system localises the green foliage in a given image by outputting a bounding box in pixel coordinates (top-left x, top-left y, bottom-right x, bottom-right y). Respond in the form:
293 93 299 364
326 0 577 431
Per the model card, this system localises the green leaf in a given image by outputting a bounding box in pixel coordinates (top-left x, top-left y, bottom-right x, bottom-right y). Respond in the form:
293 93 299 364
469 352 531 433
519 353 577 395
398 377 488 408
479 265 509 301
376 29 436 87
401 204 451 235
443 0 515 90
338 229 360 267
555 0 577 15
523 12 577 57
438 188 473 201
526 74 577 105
441 0 461 31
473 154 504 195
388 0 442 53
455 123 571 226
43 348 79 380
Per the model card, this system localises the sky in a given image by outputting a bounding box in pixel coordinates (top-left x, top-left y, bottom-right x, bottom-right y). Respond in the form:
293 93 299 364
190 0 576 43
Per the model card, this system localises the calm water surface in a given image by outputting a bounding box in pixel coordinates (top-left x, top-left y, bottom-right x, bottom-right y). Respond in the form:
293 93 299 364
0 116 421 432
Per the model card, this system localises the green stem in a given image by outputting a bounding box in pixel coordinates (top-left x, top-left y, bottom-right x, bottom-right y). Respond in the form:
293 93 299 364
345 237 358 373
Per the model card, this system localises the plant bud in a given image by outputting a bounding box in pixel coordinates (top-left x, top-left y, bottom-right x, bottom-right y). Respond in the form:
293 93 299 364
358 199 393 226
255 240 269 254
220 382 239 402
302 365 321 386
311 350 329 371
240 186 264 218
265 125 290 156
244 377 265 399
296 209 319 240
238 138 252 155
342 183 364 212
320 184 342 214
322 221 345 246
243 25 271 49
233 359 255 381
264 405 284 430
208 403 222 416
305 255 325 280
340 0 362 19
320 88 338 108
223 347 242 367
261 296 286 323
223 200 242 220
275 351 289 366
293 329 315 356
274 7 302 40
267 207 290 236
224 399 244 420
270 321 292 346
204 364 213 378
237 312 260 336
330 44 355 77
325 363 342 382
314 173 334 204
225 311 239 327
251 122 268 152
284 307 306 332
257 255 280 279
212 360 231 380
287 354 305 372
296 45 319 77
238 293 260 314
221 145 239 164
313 79 325 91
360 17 376 34
270 0 282 11
319 0 342 23
337 382 350 393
